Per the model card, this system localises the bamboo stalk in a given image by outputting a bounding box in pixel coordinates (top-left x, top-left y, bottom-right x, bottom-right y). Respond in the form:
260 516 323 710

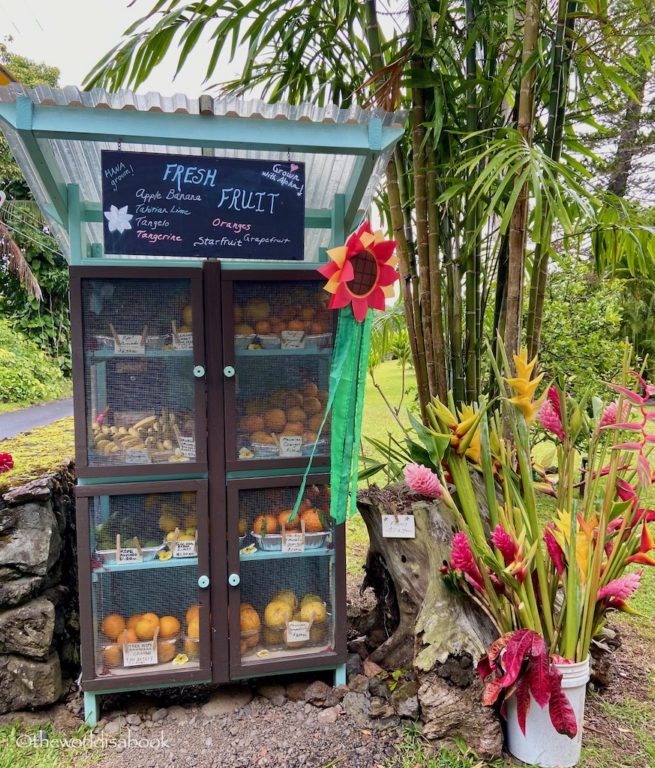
427 147 448 400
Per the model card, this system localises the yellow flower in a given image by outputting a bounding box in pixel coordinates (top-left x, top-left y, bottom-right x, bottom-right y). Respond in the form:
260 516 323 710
506 348 546 423
552 509 595 584
451 404 481 463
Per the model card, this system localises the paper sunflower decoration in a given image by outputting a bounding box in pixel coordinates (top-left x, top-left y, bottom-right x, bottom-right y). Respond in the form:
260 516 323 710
318 221 399 322
292 221 399 525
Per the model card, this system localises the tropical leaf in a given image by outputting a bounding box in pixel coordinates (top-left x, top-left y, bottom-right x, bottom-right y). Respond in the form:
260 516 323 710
548 668 578 738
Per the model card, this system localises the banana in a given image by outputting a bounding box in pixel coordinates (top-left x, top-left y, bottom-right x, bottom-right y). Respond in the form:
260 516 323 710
133 415 157 430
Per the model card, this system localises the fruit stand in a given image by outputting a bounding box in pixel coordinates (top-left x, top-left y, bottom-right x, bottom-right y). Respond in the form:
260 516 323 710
0 86 404 724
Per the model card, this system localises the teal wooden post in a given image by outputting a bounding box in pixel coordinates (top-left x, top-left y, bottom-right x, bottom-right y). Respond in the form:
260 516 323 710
331 193 346 247
67 184 82 265
84 691 100 726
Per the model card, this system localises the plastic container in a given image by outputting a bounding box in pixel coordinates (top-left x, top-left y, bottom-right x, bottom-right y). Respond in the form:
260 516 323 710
235 334 255 349
252 531 330 551
263 623 286 650
304 333 332 350
506 657 590 767
182 634 200 659
251 442 279 458
95 545 162 564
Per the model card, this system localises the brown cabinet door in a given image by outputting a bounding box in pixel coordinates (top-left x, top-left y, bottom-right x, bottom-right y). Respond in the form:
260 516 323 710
75 479 214 691
221 270 334 473
225 474 346 679
70 267 207 478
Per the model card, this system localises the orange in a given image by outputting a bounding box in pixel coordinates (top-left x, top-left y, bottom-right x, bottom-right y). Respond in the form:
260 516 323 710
317 390 329 405
300 600 327 623
286 407 306 423
244 298 270 323
263 408 286 432
287 320 305 332
253 514 278 536
303 430 318 444
310 321 327 335
277 510 300 530
102 644 123 668
100 613 126 641
187 618 200 640
301 381 318 398
159 616 181 639
284 392 304 409
240 414 264 433
303 397 322 415
282 422 304 437
255 320 271 334
301 307 315 321
141 612 160 626
301 508 325 533
235 323 255 335
184 636 200 658
135 617 158 641
186 605 200 626
240 603 261 632
250 430 277 445
308 414 324 432
157 640 177 663
264 600 292 626
127 613 143 630
116 628 138 645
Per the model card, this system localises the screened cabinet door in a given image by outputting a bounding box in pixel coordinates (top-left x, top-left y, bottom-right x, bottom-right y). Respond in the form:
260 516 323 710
226 474 346 678
70 267 207 478
221 271 334 473
76 480 213 691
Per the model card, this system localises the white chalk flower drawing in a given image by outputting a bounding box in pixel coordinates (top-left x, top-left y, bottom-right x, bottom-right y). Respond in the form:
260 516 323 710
104 204 133 234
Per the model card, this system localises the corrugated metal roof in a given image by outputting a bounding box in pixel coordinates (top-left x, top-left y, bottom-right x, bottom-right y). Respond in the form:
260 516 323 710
0 85 405 262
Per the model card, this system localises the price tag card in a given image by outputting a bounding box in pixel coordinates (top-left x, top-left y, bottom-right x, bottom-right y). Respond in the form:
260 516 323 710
173 332 193 351
281 330 305 349
177 435 196 459
279 435 303 457
123 640 158 667
115 334 145 355
286 621 310 643
282 533 305 553
117 547 142 563
173 540 197 558
382 514 416 539
125 447 152 464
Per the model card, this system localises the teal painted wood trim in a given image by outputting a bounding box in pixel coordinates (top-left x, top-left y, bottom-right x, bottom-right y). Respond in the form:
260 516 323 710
219 261 321 272
67 184 82 265
345 154 376 231
225 466 330 480
77 473 209 486
15 97 68 222
333 663 347 686
79 257 205 269
28 104 403 156
83 691 99 726
330 194 346 247
368 118 383 150
81 201 332 229
231 664 339 681
85 677 212 698
43 203 63 226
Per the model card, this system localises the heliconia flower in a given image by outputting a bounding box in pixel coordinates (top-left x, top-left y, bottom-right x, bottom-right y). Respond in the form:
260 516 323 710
451 532 483 590
506 349 547 424
492 524 519 566
0 453 13 473
544 524 565 576
404 463 444 500
449 404 482 463
539 391 565 441
597 571 642 602
627 552 655 566
640 519 655 553
616 479 637 503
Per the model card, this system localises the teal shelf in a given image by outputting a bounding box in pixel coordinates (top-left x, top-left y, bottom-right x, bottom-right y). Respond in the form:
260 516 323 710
90 349 193 360
239 547 333 562
92 556 198 576
235 348 332 358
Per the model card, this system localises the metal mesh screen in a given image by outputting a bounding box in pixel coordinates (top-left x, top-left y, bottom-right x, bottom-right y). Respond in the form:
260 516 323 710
81 277 196 467
90 490 201 677
237 484 334 663
232 280 332 462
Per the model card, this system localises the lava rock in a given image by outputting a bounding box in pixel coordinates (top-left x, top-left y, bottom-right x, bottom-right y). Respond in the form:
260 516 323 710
0 652 62 713
0 596 55 659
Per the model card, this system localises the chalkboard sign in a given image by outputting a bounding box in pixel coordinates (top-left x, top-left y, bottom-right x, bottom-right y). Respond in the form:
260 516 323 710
101 150 305 260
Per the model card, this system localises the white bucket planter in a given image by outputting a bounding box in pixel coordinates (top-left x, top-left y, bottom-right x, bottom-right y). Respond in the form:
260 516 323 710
506 657 590 768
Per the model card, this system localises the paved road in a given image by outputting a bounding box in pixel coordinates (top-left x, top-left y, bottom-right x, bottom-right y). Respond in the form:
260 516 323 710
0 398 74 441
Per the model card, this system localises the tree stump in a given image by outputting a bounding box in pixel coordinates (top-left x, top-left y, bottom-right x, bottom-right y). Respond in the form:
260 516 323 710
356 483 503 758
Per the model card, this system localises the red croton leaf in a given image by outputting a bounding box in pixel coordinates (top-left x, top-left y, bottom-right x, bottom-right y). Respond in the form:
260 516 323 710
515 675 532 735
483 679 504 706
477 656 493 681
528 634 551 708
485 632 513 675
499 629 533 687
548 668 578 738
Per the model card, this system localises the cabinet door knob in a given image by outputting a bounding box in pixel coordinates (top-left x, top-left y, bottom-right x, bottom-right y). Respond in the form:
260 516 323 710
193 364 206 378
198 575 210 588
223 365 235 378
228 573 240 587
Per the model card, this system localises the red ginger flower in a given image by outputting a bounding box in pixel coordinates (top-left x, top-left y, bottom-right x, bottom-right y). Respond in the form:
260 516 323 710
318 221 398 322
597 571 642 602
403 463 444 499
492 524 519 566
0 453 13 473
451 532 483 590
599 400 631 428
539 388 565 441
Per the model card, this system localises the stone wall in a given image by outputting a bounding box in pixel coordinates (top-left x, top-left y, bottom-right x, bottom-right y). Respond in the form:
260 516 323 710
0 464 78 714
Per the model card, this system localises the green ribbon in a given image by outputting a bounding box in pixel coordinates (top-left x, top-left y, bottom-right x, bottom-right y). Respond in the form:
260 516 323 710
291 305 373 524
